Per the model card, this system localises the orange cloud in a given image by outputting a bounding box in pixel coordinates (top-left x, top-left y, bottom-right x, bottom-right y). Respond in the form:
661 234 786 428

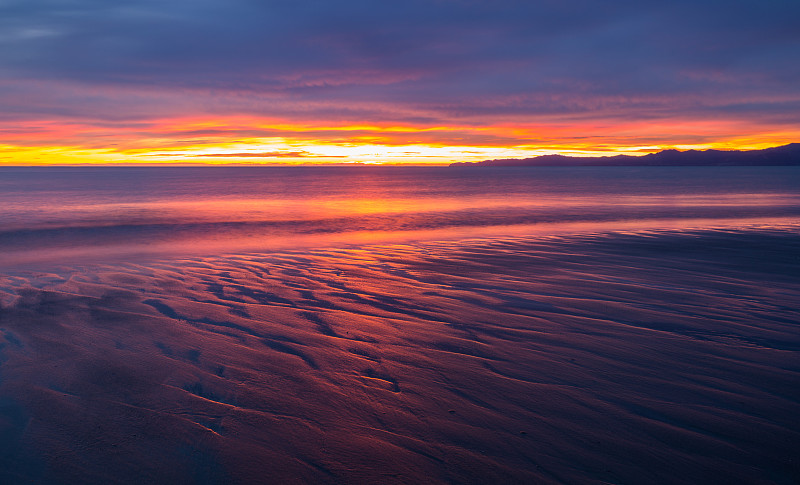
1 115 798 165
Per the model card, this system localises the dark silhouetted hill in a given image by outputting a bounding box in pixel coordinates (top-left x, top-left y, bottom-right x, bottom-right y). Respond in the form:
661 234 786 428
450 143 800 167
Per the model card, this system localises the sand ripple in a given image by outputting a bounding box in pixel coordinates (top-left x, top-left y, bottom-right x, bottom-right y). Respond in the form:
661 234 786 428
0 229 798 484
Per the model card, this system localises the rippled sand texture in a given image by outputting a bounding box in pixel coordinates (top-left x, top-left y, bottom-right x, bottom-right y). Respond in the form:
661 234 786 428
0 229 798 484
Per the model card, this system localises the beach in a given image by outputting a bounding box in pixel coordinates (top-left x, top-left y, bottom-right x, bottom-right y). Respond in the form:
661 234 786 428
4 0 800 480
0 227 798 483
0 167 798 483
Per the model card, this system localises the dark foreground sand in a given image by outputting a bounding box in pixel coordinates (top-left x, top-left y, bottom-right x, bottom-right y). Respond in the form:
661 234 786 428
0 228 798 484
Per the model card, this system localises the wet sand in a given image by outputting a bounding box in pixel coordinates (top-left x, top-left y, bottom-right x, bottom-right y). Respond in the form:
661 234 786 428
0 228 798 484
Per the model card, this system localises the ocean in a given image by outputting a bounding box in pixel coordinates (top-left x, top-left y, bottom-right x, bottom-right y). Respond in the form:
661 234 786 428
1 166 799 266
0 166 798 483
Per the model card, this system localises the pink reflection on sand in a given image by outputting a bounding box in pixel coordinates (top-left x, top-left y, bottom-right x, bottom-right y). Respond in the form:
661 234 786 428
2 215 798 270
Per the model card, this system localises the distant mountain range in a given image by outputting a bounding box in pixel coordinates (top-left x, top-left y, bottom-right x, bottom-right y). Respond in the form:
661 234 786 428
450 143 800 167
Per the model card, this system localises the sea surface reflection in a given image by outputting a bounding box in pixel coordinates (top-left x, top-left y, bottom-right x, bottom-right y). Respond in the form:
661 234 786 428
1 166 799 267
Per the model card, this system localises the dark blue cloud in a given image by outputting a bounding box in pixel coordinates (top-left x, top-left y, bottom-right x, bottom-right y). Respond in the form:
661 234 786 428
0 0 798 124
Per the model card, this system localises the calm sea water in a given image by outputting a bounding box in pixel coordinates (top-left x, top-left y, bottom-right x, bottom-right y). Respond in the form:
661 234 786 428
1 166 799 266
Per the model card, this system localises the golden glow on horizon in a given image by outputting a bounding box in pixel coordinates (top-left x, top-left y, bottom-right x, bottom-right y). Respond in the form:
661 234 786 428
1 116 798 165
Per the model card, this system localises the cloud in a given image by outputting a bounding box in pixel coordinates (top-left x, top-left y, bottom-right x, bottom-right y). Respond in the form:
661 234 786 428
0 0 799 156
189 151 345 158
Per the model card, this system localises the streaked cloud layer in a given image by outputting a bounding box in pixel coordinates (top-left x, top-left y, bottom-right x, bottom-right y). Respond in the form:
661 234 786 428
1 0 799 164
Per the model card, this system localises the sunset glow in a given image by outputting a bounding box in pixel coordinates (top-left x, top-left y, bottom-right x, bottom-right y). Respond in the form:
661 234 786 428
1 2 800 483
1 0 798 165
2 117 799 165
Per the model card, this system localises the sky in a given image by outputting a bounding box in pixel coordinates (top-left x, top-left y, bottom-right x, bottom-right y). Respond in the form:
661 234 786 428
1 0 799 165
